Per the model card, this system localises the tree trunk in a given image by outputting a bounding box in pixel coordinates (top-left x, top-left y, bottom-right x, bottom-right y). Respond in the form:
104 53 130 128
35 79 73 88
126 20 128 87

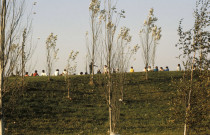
0 0 6 134
108 73 112 134
184 52 195 135
0 69 4 135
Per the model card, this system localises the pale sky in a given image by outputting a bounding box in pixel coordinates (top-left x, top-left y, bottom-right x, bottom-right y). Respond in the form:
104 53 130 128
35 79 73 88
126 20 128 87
28 0 196 74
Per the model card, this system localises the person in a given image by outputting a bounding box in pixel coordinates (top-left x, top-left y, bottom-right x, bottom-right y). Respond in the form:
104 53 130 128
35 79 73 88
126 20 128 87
177 64 181 71
130 66 134 73
89 62 97 74
25 72 29 77
165 66 169 71
80 72 83 75
154 66 158 72
193 65 197 70
104 65 108 74
89 62 93 74
54 69 59 76
143 67 147 72
33 70 39 76
116 68 119 73
97 69 101 74
62 69 67 76
113 68 116 73
148 66 153 71
41 70 47 76
160 67 164 71
10 72 15 77
85 72 88 75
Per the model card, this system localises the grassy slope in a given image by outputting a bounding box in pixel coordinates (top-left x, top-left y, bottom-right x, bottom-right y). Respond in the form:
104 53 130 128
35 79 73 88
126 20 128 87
4 72 184 135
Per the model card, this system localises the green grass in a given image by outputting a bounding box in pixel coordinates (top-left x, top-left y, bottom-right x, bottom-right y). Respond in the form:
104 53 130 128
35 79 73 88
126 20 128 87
3 71 187 134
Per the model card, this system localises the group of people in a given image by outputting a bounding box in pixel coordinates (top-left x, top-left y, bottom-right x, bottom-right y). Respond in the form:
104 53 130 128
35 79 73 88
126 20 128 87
129 64 182 73
142 66 170 72
25 69 68 77
26 64 182 77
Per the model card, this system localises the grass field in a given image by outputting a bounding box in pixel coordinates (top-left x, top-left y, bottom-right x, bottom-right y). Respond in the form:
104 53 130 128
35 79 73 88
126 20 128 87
2 71 195 135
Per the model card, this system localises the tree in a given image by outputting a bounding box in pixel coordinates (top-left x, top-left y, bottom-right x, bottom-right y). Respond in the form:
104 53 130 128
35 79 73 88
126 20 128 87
139 8 161 79
175 0 209 134
46 33 59 81
115 26 139 100
0 0 27 134
66 50 79 99
98 0 128 134
87 0 102 84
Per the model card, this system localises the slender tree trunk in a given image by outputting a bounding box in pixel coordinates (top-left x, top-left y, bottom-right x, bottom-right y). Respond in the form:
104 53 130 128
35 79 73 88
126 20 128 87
21 29 26 89
0 71 3 135
184 52 195 135
0 0 6 134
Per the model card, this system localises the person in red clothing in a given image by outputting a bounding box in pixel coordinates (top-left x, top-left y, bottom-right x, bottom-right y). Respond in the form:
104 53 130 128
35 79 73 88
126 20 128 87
25 72 29 77
33 70 39 76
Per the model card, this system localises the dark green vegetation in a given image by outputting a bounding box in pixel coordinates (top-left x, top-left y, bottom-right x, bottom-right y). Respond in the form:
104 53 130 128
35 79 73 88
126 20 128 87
2 72 207 135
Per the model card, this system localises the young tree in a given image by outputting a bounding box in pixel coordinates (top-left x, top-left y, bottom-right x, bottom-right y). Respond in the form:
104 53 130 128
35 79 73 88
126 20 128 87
115 27 139 72
139 8 161 79
87 0 102 84
0 0 27 134
46 33 59 80
66 50 79 99
99 0 128 134
115 26 139 100
175 0 209 134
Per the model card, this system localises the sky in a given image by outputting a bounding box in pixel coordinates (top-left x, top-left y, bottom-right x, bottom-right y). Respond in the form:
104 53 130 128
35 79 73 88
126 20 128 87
27 0 196 74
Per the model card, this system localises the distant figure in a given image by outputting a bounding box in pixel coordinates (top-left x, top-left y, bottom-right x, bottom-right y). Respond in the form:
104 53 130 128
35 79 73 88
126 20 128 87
62 69 67 76
160 67 164 71
89 62 97 74
10 73 15 77
177 64 181 71
33 70 39 76
154 66 158 72
41 70 47 76
116 68 119 73
97 69 101 74
80 72 83 75
143 67 147 72
54 69 59 76
165 66 169 71
193 65 197 70
148 66 153 71
85 72 88 75
130 66 134 73
104 65 108 74
25 72 29 77
89 62 93 74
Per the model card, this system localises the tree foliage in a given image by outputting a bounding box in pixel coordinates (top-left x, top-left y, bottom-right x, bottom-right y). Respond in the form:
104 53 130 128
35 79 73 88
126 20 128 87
139 8 161 79
174 0 209 134
46 33 59 80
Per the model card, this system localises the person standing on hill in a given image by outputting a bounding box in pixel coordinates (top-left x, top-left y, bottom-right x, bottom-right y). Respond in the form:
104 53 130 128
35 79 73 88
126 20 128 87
54 69 59 76
177 64 181 71
104 65 108 74
130 66 134 73
89 62 97 74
